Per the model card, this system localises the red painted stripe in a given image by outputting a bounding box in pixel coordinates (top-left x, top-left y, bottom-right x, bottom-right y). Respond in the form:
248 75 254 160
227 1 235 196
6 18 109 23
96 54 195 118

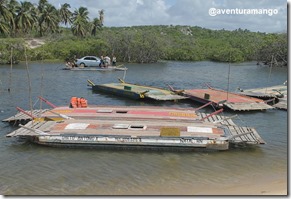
128 110 197 118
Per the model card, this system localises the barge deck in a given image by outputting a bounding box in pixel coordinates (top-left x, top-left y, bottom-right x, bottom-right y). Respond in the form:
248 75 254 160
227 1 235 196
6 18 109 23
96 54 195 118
6 118 263 151
182 87 274 111
238 84 287 110
87 79 188 101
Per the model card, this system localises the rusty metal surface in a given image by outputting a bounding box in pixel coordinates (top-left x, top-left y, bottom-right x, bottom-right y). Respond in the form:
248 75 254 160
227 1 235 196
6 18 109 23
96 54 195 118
184 88 274 111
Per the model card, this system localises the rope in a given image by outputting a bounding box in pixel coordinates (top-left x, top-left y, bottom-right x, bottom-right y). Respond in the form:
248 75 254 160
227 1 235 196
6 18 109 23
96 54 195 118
33 98 40 108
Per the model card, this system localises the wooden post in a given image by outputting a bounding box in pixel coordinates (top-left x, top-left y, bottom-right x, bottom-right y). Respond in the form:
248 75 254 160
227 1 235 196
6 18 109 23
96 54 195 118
38 96 57 108
16 107 35 119
200 109 223 121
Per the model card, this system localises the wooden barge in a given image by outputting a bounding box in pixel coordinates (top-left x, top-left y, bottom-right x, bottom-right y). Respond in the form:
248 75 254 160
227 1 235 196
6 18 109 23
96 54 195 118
87 79 188 101
173 86 274 111
4 100 265 150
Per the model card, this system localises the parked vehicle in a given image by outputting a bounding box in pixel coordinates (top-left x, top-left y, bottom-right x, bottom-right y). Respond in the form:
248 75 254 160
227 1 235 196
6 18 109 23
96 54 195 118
75 56 101 67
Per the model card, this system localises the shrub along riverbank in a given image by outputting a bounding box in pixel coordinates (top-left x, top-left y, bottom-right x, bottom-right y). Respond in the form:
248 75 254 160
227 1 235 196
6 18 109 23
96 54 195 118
0 25 287 66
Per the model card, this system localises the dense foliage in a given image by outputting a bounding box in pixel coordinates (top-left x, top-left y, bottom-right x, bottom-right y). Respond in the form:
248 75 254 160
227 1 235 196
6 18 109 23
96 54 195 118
0 0 287 66
0 0 103 37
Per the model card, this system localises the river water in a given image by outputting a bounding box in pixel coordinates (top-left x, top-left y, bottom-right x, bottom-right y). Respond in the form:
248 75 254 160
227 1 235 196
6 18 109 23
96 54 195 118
0 61 287 195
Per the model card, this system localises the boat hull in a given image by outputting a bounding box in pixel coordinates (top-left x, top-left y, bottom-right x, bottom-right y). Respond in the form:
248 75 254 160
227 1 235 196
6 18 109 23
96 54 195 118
29 134 229 151
92 85 142 99
90 81 188 101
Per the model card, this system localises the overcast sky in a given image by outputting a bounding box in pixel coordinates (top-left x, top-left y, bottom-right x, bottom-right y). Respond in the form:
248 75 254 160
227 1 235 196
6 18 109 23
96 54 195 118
33 0 288 33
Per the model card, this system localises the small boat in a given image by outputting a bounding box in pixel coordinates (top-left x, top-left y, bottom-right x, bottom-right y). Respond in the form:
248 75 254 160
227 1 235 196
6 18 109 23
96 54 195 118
62 64 127 71
87 79 188 101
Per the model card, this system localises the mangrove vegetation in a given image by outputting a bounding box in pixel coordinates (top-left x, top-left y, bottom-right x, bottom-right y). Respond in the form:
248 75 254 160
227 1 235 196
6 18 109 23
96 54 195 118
0 0 287 66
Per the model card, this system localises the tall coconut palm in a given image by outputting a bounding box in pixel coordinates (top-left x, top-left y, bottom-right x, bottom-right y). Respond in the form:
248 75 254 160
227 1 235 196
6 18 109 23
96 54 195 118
6 0 19 35
40 4 60 34
99 9 104 26
91 17 101 36
59 3 72 27
0 18 10 35
37 0 49 36
15 1 37 34
0 0 14 35
71 7 89 37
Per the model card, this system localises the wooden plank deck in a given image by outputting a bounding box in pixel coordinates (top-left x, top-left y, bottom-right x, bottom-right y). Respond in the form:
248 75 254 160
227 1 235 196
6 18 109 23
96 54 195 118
2 109 49 123
199 113 264 144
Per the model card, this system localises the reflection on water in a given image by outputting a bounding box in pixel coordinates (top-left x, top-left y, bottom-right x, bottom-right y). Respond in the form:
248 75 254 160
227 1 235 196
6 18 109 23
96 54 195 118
0 61 287 195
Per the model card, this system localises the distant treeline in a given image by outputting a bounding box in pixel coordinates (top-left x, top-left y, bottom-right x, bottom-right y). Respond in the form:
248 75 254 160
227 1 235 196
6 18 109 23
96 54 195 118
0 0 287 66
0 25 287 66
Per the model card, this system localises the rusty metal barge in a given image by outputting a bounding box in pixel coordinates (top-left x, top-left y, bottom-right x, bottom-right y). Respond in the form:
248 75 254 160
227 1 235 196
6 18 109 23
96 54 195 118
169 86 274 111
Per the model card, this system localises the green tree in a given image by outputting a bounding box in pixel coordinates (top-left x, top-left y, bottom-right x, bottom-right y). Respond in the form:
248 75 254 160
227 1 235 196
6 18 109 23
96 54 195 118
91 17 101 36
99 9 104 25
59 3 72 27
0 0 14 35
0 18 10 35
14 1 37 35
71 7 89 37
6 0 19 35
36 0 49 36
40 4 59 34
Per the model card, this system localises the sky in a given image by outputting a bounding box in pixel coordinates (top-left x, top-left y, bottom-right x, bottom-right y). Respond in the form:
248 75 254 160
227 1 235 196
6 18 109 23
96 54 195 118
31 0 288 33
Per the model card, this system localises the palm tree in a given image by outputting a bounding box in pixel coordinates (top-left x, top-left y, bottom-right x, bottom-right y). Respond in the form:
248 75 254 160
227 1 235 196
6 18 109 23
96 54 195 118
99 9 104 25
71 7 89 37
6 0 19 35
91 17 101 36
59 3 72 27
37 0 48 36
0 18 10 35
14 1 37 34
0 0 14 35
40 4 60 34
